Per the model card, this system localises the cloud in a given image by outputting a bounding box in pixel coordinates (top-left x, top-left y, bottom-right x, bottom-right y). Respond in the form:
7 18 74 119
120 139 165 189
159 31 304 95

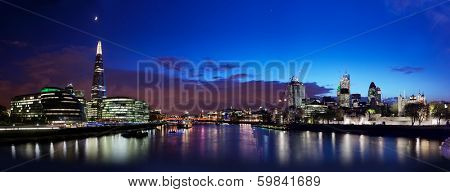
226 73 252 80
304 82 334 97
218 62 239 71
0 46 93 107
1 40 29 48
391 66 424 74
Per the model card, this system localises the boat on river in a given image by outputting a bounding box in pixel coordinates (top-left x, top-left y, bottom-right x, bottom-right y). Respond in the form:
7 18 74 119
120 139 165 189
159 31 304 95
177 120 192 129
121 130 148 138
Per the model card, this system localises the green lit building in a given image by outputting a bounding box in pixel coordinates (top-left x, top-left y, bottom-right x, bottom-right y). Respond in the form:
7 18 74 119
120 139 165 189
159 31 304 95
99 97 149 123
40 86 86 124
10 85 86 125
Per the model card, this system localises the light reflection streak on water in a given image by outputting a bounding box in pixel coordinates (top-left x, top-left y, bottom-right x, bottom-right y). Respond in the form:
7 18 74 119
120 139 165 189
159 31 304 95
377 137 384 161
208 126 218 161
341 133 353 165
331 132 336 156
181 128 190 160
11 144 15 159
318 132 323 162
239 124 256 162
49 142 54 160
75 140 79 158
420 139 430 159
416 138 421 158
396 138 408 162
276 131 289 165
63 141 67 159
25 143 33 159
359 135 365 162
86 137 98 162
35 143 40 159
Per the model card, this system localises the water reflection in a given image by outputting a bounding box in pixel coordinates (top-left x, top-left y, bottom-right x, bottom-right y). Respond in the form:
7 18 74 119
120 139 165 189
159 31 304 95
11 144 15 159
0 125 448 171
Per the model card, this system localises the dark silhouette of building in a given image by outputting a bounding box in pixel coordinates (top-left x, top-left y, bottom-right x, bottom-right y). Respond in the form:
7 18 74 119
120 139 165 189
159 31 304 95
0 105 8 125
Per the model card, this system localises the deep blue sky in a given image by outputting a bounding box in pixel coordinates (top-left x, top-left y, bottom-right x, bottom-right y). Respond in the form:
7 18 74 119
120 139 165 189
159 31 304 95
0 0 449 105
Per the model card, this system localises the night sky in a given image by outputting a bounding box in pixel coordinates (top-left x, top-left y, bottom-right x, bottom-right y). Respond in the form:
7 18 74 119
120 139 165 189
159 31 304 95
0 0 449 113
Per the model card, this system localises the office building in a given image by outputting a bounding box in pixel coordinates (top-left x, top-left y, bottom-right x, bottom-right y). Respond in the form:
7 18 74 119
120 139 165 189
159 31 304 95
100 97 149 123
10 85 86 125
10 93 43 124
286 76 306 108
337 73 350 108
368 82 382 107
350 94 361 108
40 86 86 124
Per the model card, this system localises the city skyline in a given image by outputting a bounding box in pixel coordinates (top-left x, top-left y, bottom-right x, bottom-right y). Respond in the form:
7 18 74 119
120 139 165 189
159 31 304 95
1 0 450 113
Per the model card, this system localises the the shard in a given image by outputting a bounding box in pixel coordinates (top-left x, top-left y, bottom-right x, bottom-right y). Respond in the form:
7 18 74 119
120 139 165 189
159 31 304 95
88 41 106 121
91 41 106 100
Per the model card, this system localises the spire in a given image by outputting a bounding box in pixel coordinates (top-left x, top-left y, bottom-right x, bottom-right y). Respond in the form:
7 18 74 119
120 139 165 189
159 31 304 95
96 41 102 55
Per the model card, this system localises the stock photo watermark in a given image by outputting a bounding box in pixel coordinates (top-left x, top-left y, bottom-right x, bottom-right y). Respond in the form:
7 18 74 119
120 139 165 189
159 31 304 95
137 60 311 113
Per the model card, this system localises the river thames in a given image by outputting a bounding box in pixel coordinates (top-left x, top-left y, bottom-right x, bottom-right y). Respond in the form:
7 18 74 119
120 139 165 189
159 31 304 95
0 124 448 171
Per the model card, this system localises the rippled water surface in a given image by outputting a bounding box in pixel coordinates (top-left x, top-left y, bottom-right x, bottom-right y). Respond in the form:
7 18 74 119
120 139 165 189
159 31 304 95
0 124 448 171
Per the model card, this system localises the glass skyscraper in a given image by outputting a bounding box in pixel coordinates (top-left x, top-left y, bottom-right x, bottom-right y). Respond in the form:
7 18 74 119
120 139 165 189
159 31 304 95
88 41 106 121
337 73 350 108
100 97 149 123
286 76 306 108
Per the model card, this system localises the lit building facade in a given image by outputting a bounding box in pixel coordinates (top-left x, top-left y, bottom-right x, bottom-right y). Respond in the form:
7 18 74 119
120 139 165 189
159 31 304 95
10 85 86 125
100 97 149 123
350 94 361 108
10 93 43 124
271 108 284 125
303 100 327 119
337 73 350 108
40 86 86 124
66 83 87 120
286 76 306 108
322 96 337 108
397 93 426 116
